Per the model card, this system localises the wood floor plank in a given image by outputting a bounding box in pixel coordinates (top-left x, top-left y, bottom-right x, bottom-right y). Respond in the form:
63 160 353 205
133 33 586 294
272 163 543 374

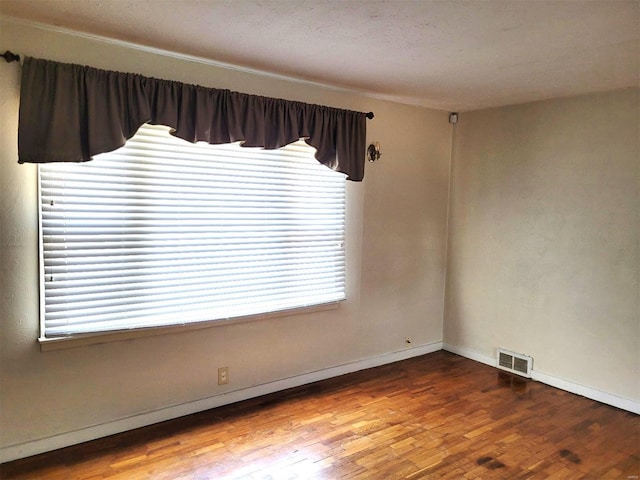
1 351 638 479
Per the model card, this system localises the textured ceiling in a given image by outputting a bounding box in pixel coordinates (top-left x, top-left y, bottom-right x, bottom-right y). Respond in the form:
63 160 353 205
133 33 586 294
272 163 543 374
1 0 638 111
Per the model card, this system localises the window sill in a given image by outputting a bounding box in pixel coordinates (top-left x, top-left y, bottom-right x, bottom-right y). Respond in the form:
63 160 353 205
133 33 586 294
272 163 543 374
38 302 341 352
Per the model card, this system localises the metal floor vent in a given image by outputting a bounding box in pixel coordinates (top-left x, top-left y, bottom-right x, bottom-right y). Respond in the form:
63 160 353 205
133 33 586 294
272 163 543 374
497 348 533 378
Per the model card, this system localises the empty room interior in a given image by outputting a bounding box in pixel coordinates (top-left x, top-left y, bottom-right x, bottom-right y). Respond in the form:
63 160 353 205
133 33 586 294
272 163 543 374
0 0 638 478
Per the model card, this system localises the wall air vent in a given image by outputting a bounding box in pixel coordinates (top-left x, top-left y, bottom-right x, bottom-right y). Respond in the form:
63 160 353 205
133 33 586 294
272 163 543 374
497 348 533 378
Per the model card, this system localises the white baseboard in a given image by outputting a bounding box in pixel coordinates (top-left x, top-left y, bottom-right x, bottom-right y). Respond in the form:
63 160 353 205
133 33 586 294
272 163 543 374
0 341 442 463
442 343 495 366
530 370 640 415
442 343 640 415
5 340 636 463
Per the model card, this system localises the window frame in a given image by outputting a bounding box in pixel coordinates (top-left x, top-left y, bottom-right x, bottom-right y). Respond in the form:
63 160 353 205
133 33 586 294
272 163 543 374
37 124 347 349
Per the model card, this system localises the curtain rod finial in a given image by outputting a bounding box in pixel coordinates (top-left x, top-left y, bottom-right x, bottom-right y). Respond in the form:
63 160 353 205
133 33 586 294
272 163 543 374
366 112 374 119
2 51 20 63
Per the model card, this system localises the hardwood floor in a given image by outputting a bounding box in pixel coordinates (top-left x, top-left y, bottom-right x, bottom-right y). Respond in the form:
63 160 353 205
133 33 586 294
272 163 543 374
1 351 638 479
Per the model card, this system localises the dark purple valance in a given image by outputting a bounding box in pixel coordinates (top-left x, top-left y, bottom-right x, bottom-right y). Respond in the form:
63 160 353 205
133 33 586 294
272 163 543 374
18 57 369 181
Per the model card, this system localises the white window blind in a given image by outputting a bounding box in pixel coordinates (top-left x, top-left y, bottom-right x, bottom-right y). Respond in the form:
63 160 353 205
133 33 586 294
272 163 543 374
39 124 346 338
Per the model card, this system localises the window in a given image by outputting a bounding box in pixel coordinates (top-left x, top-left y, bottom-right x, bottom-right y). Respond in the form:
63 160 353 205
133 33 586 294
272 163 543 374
39 124 346 338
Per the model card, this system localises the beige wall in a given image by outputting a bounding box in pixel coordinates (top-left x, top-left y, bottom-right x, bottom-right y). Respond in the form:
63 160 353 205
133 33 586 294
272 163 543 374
444 89 640 402
0 19 451 452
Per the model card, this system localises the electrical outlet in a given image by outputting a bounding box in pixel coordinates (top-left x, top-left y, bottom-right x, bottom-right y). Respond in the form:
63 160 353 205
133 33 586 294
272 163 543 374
218 366 229 385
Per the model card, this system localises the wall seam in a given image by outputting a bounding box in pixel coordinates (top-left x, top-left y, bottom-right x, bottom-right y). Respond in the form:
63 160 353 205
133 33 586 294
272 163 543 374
440 117 456 343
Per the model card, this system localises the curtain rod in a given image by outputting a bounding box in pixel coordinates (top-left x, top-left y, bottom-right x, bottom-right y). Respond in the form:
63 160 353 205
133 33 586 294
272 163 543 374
2 50 20 63
2 50 375 119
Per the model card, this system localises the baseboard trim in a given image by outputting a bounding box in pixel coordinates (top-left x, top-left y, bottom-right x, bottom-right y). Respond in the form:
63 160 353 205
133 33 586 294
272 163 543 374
6 340 636 463
1 341 442 463
530 370 640 415
442 343 640 415
442 343 495 367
